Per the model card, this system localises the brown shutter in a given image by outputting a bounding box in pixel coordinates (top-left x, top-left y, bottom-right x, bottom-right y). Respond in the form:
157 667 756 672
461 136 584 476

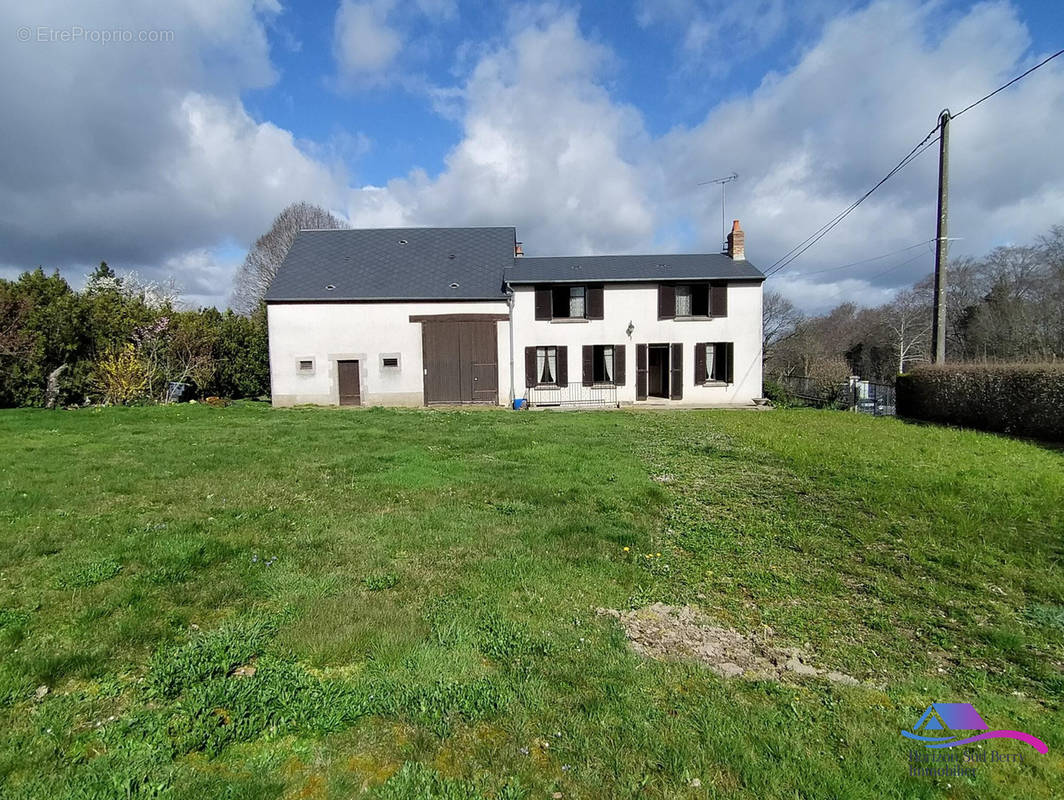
636 344 647 400
694 342 707 384
556 346 568 386
525 346 538 387
587 285 604 319
613 344 626 386
710 282 728 317
725 342 735 384
582 345 594 386
534 287 551 320
657 284 675 319
670 343 683 400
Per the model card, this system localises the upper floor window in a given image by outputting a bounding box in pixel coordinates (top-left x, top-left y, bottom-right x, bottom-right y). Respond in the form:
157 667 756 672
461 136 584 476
535 285 604 321
674 284 710 317
659 282 727 319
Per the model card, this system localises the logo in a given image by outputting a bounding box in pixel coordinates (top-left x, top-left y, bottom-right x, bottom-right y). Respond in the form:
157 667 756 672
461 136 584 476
901 702 1047 754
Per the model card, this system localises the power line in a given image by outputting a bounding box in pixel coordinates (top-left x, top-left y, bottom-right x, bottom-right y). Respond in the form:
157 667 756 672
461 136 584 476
763 46 1064 279
766 239 933 281
764 131 939 277
952 47 1064 119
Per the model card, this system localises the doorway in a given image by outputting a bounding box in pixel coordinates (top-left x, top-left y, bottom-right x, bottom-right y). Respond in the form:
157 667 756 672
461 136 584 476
337 360 361 406
647 345 670 398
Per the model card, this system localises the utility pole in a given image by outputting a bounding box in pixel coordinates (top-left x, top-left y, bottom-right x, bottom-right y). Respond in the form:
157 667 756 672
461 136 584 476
931 109 950 363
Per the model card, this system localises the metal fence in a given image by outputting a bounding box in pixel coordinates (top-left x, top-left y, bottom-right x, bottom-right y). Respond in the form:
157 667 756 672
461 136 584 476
851 380 896 416
776 375 896 416
527 382 619 408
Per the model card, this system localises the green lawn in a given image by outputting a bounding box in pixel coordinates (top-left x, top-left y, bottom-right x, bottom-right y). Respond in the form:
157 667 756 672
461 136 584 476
0 404 1061 799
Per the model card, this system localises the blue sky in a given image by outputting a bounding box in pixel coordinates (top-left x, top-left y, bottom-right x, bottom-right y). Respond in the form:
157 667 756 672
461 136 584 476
1 0 1062 310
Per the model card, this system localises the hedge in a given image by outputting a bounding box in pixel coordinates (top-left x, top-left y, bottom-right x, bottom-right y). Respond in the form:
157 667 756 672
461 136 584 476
896 363 1064 441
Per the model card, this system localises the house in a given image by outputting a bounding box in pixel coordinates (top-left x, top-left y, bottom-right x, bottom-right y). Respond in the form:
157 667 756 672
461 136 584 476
265 222 765 407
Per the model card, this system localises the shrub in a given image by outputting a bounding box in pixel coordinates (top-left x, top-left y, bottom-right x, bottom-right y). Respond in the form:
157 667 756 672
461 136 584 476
896 363 1064 441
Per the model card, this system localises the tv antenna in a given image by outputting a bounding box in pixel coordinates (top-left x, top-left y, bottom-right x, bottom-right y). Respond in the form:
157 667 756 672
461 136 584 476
698 172 738 250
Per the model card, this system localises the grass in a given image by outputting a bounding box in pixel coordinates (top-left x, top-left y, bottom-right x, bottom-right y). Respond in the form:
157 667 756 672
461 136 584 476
0 402 1061 799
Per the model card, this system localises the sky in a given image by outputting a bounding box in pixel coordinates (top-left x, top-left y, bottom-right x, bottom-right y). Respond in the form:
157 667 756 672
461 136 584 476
1 0 1062 312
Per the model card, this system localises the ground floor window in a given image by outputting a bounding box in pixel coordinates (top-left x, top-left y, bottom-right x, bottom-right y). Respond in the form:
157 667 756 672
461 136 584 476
697 342 734 383
592 345 614 383
537 346 558 385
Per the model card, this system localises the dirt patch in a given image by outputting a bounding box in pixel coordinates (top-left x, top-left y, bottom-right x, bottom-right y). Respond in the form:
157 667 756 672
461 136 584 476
598 603 859 685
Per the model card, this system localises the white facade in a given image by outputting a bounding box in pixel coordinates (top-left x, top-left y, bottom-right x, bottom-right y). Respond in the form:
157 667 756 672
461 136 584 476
510 281 763 406
268 300 510 406
267 281 763 408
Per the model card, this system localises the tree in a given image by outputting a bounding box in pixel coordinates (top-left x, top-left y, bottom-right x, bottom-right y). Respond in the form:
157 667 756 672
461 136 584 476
762 290 803 364
230 202 349 313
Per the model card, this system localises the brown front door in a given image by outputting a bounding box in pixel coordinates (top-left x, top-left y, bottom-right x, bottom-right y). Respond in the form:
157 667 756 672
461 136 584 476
337 360 361 406
422 320 498 404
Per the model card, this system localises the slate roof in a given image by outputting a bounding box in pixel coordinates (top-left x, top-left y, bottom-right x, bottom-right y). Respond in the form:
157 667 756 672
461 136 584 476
506 253 764 284
265 227 764 302
264 227 516 301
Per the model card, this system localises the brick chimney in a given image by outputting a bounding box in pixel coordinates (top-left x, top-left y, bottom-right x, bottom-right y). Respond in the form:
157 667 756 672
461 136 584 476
726 219 745 260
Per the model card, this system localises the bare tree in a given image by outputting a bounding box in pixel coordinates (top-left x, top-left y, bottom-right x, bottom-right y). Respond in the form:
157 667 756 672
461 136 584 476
230 202 349 313
883 288 931 374
762 289 803 364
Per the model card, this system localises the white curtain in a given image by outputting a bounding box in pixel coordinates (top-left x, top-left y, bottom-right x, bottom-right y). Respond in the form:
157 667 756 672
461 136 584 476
538 347 557 384
706 344 716 381
569 286 585 318
602 346 613 382
675 286 692 316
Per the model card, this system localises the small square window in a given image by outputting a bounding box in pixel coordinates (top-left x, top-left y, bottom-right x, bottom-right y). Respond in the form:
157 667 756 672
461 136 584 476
383 357 399 368
379 353 401 370
298 358 315 374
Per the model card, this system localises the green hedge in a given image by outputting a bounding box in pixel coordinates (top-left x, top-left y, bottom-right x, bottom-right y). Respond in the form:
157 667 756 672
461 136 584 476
896 363 1064 441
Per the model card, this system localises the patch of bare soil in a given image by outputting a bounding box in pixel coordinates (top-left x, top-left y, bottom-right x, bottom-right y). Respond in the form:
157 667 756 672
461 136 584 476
598 603 859 685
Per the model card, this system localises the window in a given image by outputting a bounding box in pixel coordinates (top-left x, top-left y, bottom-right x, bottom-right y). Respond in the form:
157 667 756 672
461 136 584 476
675 284 709 316
382 357 398 368
551 285 586 318
697 342 733 384
297 358 315 375
592 345 614 383
536 346 558 385
380 353 401 370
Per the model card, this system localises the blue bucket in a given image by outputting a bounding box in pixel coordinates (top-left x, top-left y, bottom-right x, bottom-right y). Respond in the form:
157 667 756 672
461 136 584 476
512 398 527 410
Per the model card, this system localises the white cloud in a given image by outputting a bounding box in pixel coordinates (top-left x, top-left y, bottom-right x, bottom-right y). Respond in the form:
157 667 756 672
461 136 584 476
345 9 657 255
333 0 402 78
0 0 347 307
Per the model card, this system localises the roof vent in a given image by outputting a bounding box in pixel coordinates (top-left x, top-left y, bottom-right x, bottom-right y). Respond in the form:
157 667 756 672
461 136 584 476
398 238 408 245
325 284 336 291
448 253 456 259
449 282 460 289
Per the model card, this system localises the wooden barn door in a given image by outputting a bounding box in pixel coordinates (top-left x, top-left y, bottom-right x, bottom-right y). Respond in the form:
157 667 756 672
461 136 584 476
422 319 498 404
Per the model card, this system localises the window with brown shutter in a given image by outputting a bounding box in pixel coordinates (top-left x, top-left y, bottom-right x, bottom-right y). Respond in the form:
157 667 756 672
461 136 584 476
525 346 538 387
613 344 626 386
636 344 648 399
694 343 707 384
657 284 675 319
556 346 568 386
695 342 735 383
534 287 551 320
669 343 683 400
587 285 604 319
710 282 728 317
